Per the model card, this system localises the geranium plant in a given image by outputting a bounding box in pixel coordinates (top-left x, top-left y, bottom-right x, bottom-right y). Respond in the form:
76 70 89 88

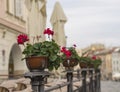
17 28 61 71
79 49 94 68
60 44 80 62
79 50 102 69
90 55 102 69
80 56 91 64
79 49 91 63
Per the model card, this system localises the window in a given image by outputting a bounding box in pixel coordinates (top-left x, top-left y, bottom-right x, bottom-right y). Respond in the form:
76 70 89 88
14 0 23 17
6 0 23 17
2 50 5 65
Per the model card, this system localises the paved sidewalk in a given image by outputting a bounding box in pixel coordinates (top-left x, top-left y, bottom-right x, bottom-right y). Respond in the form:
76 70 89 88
101 80 120 92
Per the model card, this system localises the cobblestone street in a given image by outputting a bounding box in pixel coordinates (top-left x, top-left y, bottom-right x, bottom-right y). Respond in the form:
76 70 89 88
101 81 120 92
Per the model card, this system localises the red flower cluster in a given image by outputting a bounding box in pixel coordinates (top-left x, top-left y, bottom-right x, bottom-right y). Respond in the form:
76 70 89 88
17 34 29 45
92 55 97 60
61 47 71 58
44 28 54 35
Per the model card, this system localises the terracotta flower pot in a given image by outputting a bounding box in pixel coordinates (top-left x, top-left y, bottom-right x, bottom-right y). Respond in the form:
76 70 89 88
79 62 88 68
63 59 78 70
88 63 94 68
26 56 48 72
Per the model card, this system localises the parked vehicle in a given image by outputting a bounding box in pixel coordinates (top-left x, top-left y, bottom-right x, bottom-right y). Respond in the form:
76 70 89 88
112 73 120 81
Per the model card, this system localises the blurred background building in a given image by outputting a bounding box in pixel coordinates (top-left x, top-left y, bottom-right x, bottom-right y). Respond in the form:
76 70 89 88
79 43 120 80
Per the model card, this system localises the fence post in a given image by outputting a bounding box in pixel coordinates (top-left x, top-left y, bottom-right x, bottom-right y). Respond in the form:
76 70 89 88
89 69 94 92
81 70 87 92
97 69 101 92
77 69 80 79
67 70 73 92
24 71 50 92
95 69 100 92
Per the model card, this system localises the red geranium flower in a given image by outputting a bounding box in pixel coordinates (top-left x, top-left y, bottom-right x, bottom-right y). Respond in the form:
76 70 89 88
61 47 66 52
65 50 72 58
60 45 80 62
92 55 96 60
61 46 72 58
17 34 29 45
44 28 54 35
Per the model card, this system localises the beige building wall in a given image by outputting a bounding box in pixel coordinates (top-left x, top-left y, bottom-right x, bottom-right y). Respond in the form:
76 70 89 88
102 53 112 80
0 0 66 79
0 0 28 78
105 54 112 74
95 50 112 80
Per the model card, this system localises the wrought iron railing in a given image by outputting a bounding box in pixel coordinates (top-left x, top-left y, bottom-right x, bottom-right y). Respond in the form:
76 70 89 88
0 68 101 92
24 68 101 92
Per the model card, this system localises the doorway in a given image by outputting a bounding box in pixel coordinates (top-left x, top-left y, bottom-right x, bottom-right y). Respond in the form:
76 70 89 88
9 51 14 78
8 43 22 78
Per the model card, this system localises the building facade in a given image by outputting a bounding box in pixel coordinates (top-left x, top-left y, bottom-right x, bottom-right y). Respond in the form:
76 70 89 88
0 0 67 79
100 51 112 80
112 48 120 80
0 0 27 78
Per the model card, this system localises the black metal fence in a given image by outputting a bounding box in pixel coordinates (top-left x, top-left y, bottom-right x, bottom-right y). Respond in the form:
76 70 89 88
25 68 101 92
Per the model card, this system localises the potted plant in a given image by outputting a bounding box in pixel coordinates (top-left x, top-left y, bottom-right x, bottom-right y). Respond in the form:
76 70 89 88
79 56 91 68
17 28 61 71
89 55 102 70
79 50 91 68
60 44 80 69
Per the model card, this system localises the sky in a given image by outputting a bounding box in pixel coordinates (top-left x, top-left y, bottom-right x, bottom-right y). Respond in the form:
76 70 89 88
46 0 120 48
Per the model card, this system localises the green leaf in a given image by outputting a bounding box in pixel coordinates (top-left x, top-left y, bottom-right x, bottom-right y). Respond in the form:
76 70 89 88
49 55 57 61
